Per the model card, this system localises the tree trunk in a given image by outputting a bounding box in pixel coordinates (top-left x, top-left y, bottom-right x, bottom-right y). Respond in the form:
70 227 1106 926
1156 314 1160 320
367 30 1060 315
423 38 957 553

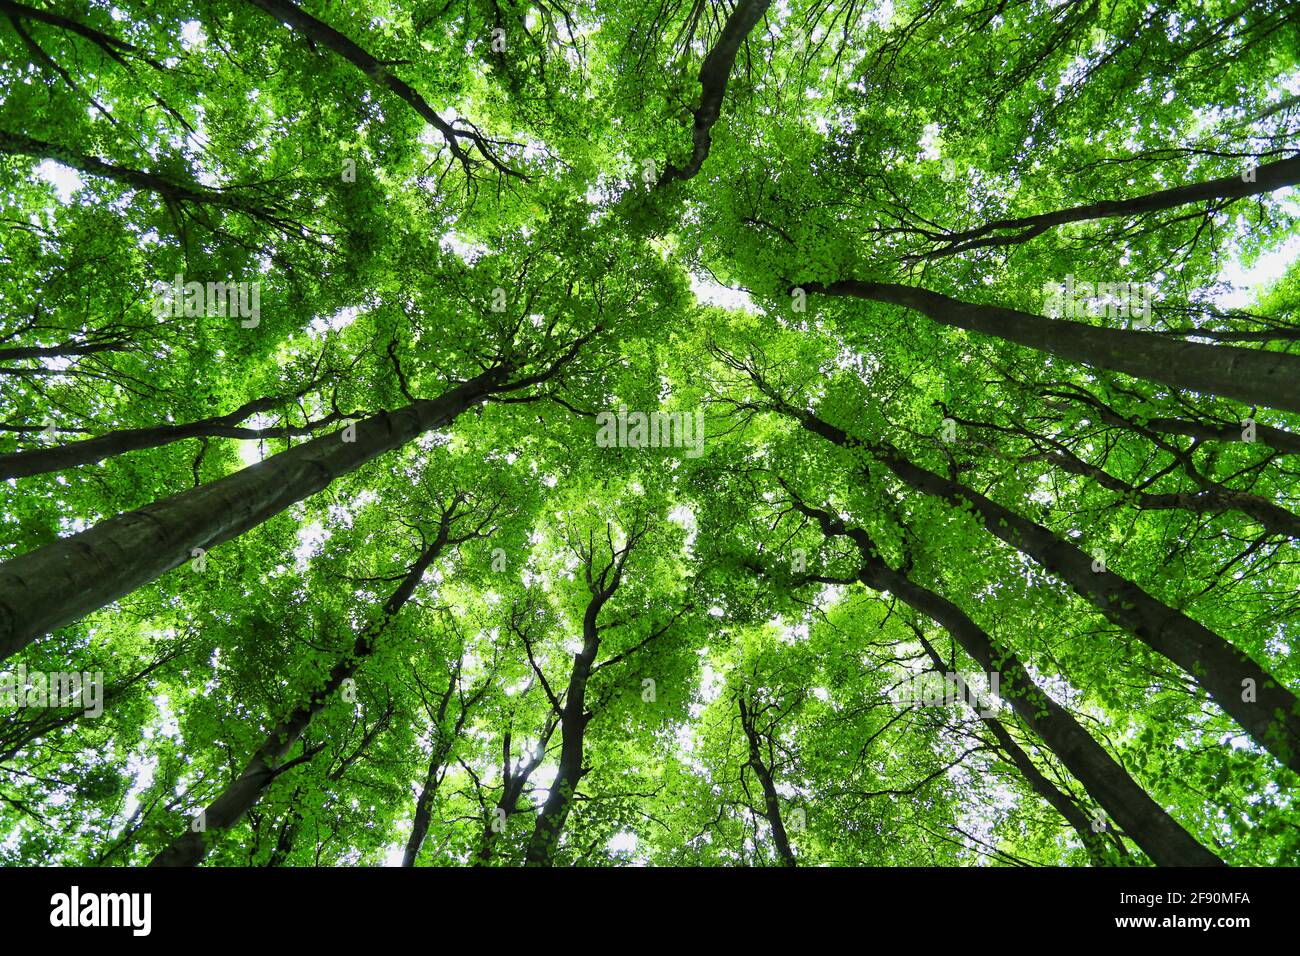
522 603 601 866
242 0 519 178
955 411 1300 539
401 746 449 867
880 563 1220 866
264 792 303 867
1139 416 1300 458
0 394 348 481
788 492 1223 866
0 367 507 662
738 698 797 866
0 130 277 214
1035 444 1300 539
474 776 529 867
783 402 1300 774
657 0 773 186
1039 383 1300 460
803 281 1300 414
403 683 462 869
0 341 126 362
916 155 1300 258
913 630 1118 865
150 527 451 866
473 720 554 866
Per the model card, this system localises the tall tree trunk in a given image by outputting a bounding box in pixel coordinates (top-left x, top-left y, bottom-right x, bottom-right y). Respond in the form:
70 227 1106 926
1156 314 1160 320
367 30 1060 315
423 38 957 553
149 522 453 866
0 367 507 662
473 719 555 866
1037 381 1300 459
786 491 1223 866
0 395 349 480
738 698 797 866
474 775 528 866
242 0 519 179
1137 415 1300 458
266 708 394 867
1034 443 1300 539
522 606 600 866
777 399 1300 774
0 130 278 215
0 341 126 362
912 629 1119 865
401 744 449 867
951 410 1300 539
802 281 1300 414
520 524 642 866
657 0 773 186
914 155 1300 258
265 802 302 867
402 673 462 868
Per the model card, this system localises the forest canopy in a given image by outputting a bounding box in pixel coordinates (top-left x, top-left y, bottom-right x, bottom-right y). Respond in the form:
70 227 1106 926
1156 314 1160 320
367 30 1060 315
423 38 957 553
0 0 1298 868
